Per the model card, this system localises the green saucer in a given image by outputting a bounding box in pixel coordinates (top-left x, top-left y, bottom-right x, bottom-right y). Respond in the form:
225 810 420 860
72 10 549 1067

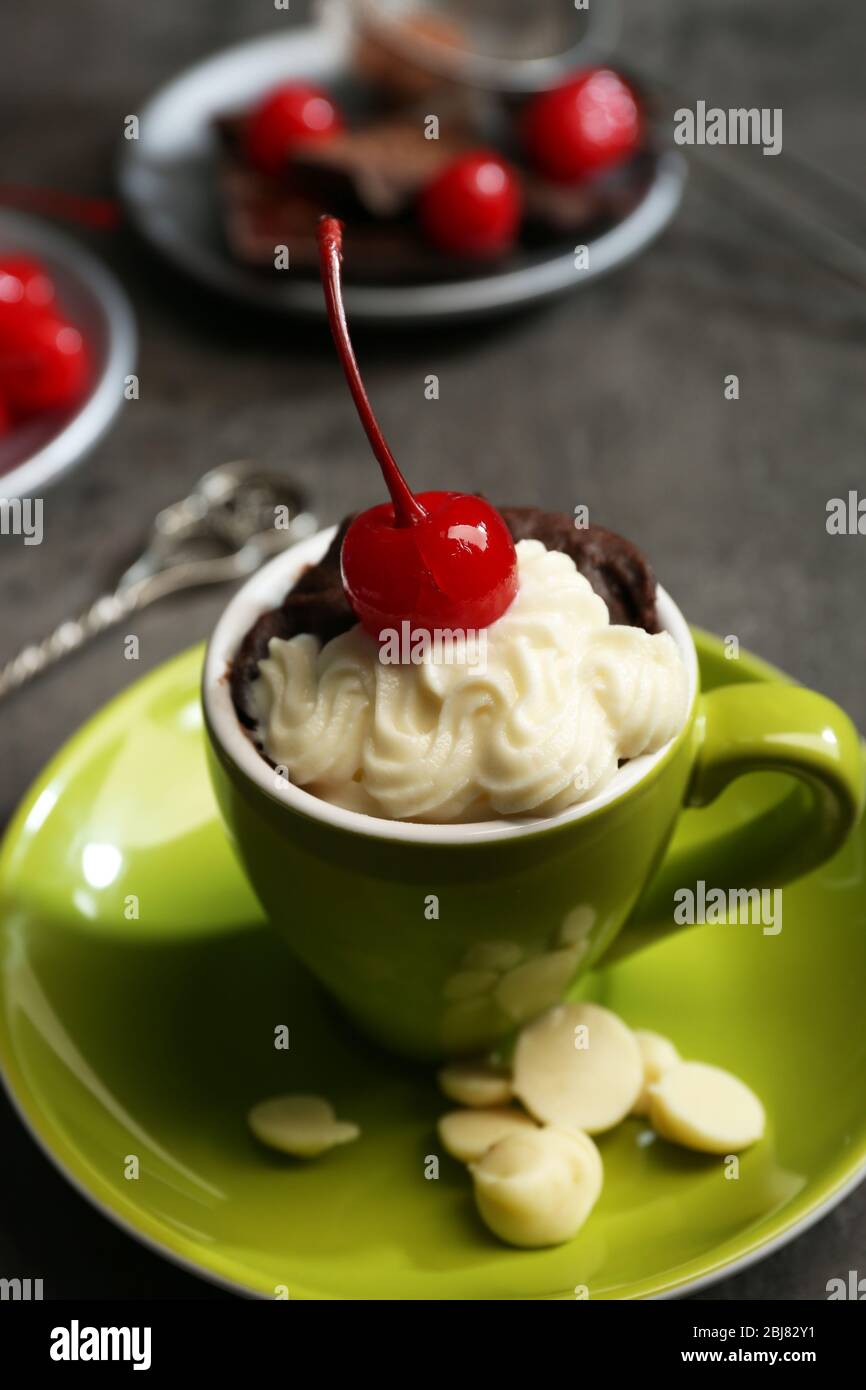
1 634 864 1300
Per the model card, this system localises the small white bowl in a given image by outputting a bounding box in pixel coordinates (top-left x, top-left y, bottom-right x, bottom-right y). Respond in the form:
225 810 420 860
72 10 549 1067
0 210 137 499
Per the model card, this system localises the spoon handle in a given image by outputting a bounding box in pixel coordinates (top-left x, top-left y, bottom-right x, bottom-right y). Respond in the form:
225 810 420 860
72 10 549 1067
0 587 139 698
0 532 311 700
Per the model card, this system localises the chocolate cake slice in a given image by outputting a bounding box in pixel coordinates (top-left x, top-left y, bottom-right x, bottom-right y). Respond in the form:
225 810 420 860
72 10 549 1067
213 109 655 278
217 154 422 276
215 112 481 279
230 507 659 728
289 114 474 219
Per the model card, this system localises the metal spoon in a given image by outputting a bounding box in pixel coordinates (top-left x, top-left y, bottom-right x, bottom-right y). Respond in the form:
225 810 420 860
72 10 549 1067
0 460 316 699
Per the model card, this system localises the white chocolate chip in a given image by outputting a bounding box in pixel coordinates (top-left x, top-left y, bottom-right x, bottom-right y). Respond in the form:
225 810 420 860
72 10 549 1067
513 1002 643 1134
631 1030 681 1117
248 1094 360 1158
437 1060 513 1108
648 1062 765 1154
470 1126 603 1248
437 1106 537 1164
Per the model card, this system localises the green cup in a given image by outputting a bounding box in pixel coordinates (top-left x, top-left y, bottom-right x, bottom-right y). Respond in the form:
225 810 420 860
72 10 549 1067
203 529 864 1061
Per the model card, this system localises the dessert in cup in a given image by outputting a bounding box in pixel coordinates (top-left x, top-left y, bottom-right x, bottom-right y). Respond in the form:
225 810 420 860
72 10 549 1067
203 218 864 1063
1 218 862 1270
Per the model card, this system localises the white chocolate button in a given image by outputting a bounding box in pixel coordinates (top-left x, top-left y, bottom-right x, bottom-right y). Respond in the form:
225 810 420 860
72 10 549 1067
248 1094 360 1158
437 1060 513 1108
648 1062 765 1153
513 1002 643 1134
437 1106 536 1164
471 1126 603 1248
631 1030 681 1117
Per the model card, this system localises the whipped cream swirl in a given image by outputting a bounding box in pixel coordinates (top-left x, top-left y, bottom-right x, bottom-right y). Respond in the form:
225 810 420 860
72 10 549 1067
252 540 689 822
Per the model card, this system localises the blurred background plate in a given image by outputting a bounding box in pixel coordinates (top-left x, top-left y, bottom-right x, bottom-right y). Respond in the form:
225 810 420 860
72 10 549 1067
119 24 687 326
0 211 137 499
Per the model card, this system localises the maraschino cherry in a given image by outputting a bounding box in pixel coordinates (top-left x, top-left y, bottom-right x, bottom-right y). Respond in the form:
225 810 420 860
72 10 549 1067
245 83 344 175
0 257 56 328
0 315 90 416
0 256 90 420
522 69 642 183
317 215 518 641
418 151 521 258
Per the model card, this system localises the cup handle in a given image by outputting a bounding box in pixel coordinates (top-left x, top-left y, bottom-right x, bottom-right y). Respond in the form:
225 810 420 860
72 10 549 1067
611 684 865 960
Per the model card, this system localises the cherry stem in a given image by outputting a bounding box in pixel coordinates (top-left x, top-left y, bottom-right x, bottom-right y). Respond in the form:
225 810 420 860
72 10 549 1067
318 216 426 528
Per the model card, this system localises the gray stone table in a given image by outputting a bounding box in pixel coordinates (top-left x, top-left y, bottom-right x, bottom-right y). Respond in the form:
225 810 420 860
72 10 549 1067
0 0 863 1299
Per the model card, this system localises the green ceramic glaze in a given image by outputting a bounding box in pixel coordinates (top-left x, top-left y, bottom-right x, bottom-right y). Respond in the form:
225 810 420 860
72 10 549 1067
1 633 865 1299
205 632 863 1060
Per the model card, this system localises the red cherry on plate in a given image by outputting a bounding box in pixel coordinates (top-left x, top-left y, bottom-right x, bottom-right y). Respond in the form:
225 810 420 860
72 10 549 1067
418 151 522 259
0 256 56 332
245 83 344 175
317 216 518 640
0 313 91 417
522 69 642 183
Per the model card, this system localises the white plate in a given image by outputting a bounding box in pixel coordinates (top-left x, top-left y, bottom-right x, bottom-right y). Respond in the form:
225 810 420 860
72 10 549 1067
0 211 137 499
119 25 687 326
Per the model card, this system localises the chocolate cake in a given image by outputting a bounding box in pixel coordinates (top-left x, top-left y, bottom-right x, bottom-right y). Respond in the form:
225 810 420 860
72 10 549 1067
215 112 483 279
213 113 652 280
231 506 659 728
